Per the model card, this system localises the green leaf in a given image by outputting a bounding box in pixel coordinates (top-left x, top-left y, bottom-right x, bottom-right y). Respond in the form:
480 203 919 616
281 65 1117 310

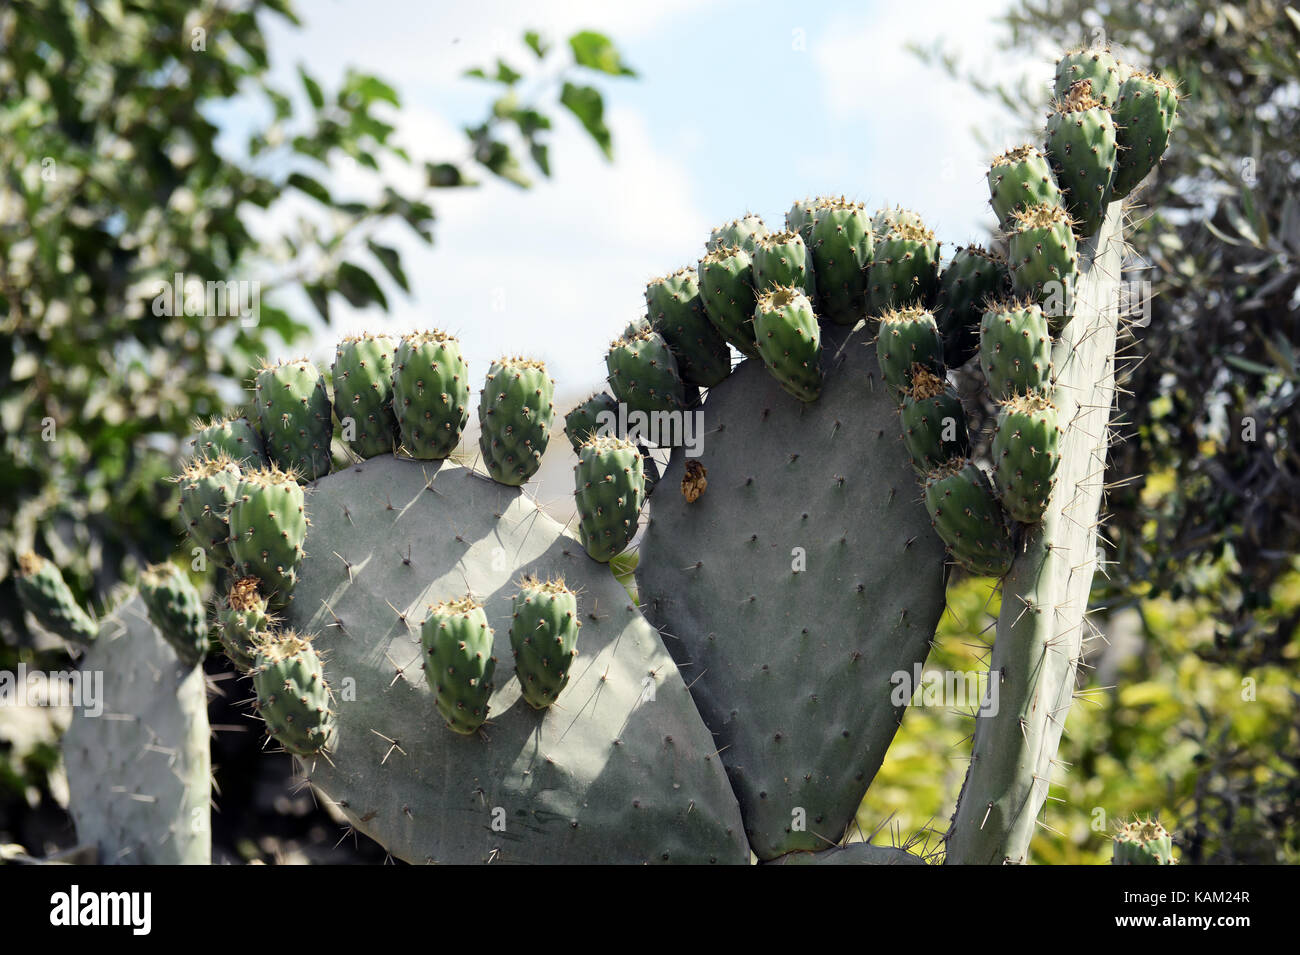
524 30 549 59
1223 354 1278 377
426 162 474 188
495 59 522 85
529 141 551 177
305 281 331 323
286 172 331 205
560 82 612 158
568 31 636 76
336 262 388 310
343 71 400 107
366 240 410 293
299 66 325 109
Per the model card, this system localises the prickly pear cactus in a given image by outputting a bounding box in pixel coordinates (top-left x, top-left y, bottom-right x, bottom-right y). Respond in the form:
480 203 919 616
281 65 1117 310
227 465 308 611
987 145 1063 231
62 594 211 864
935 245 1009 367
606 328 685 414
332 333 399 458
868 223 940 313
574 434 646 563
14 552 98 645
254 358 333 481
421 596 498 735
979 299 1054 401
808 198 873 326
176 454 241 565
1046 80 1117 238
698 246 761 359
1111 71 1179 200
636 325 948 859
875 306 944 397
285 456 749 864
217 576 273 672
645 269 732 388
1112 818 1176 865
563 392 619 451
477 357 556 486
138 562 209 669
508 577 580 710
252 629 336 756
1053 47 1122 108
707 214 768 253
752 286 823 402
391 330 471 460
187 413 267 467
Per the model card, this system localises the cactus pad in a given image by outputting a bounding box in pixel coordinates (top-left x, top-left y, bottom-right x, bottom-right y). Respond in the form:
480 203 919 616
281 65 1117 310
392 330 471 460
227 465 308 610
14 552 98 644
992 392 1062 524
922 460 1015 577
809 198 873 325
980 299 1054 401
1111 71 1178 199
138 562 209 668
332 333 399 458
935 245 1010 368
753 286 823 403
477 357 555 486
606 328 685 414
508 576 580 710
574 434 646 563
252 629 335 756
1046 80 1117 238
987 145 1063 230
868 223 940 314
253 358 333 481
699 246 761 359
646 268 732 388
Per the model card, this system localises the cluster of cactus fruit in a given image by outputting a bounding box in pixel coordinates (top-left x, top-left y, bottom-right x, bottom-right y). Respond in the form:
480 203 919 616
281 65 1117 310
12 45 1181 864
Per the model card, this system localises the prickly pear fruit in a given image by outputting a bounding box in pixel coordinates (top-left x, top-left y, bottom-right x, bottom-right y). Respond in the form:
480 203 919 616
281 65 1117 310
991 392 1062 524
752 230 817 301
391 330 471 460
217 576 273 673
421 597 496 735
922 460 1015 577
987 144 1063 230
1046 80 1117 238
1111 71 1179 200
753 286 823 403
980 299 1054 401
574 434 646 563
227 465 308 610
331 333 398 458
935 245 1010 368
784 197 818 242
176 454 242 565
14 552 97 644
871 206 926 238
253 358 333 482
868 223 941 313
252 630 335 756
900 368 969 471
1054 47 1122 108
564 392 619 452
809 198 874 325
1008 203 1079 329
606 328 685 415
707 214 768 253
698 246 761 359
188 414 267 467
875 306 944 399
139 563 209 668
1112 818 1176 865
508 576 580 709
477 357 555 486
645 269 732 388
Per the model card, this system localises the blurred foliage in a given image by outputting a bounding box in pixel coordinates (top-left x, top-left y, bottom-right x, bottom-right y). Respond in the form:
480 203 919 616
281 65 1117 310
916 0 1300 664
860 572 1300 864
0 0 633 644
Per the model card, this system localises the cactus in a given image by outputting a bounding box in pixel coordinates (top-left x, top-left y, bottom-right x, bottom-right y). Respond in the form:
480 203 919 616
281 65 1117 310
138 562 209 669
421 597 497 735
1046 80 1117 238
1007 203 1079 328
508 576 580 710
252 629 336 756
606 328 685 415
574 434 646 563
752 230 816 300
752 286 823 402
227 465 308 610
646 269 732 388
187 413 267 467
784 197 818 241
332 333 398 458
1112 818 1176 865
217 575 273 672
253 357 333 481
563 391 619 451
176 454 241 565
991 392 1062 524
1111 71 1179 200
477 357 555 486
987 145 1063 230
979 299 1054 401
867 223 940 314
707 214 768 253
935 245 1010 367
391 330 472 460
809 198 873 325
871 205 925 237
1053 47 1122 108
14 552 98 644
922 460 1015 577
875 306 945 398
698 246 761 359
900 369 969 471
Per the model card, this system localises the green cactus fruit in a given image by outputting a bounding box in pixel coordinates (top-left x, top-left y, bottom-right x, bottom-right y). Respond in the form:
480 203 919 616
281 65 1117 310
922 460 1015 577
1046 80 1118 238
331 333 398 458
1111 71 1179 200
606 328 686 415
645 269 732 388
227 465 308 610
1112 818 1175 865
564 391 620 452
991 392 1062 524
707 214 768 253
987 144 1063 231
188 413 267 467
477 357 555 486
698 246 761 359
900 368 969 471
176 454 241 565
14 552 97 644
253 357 333 481
753 286 823 403
1054 47 1122 108
935 245 1010 368
867 223 941 314
508 576 580 709
871 205 926 238
138 563 209 669
574 434 646 563
217 576 273 673
1007 203 1079 331
421 596 497 735
752 230 817 301
980 299 1054 401
252 630 335 756
809 198 873 325
875 306 944 399
391 330 471 460
784 197 818 242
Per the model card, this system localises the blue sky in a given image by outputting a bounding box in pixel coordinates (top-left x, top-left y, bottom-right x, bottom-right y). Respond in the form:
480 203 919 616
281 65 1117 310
239 0 1072 404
